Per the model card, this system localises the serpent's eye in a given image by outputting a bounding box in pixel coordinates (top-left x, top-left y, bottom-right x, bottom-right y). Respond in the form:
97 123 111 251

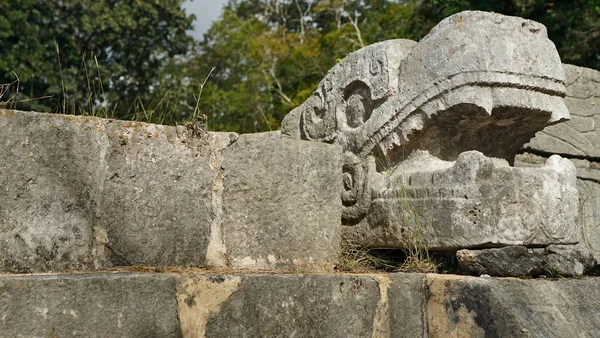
343 82 373 129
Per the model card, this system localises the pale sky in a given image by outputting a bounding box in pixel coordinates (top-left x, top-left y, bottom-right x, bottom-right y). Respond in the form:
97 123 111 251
183 0 230 40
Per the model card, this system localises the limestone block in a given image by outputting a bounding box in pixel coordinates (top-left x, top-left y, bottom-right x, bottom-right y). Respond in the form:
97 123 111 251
387 273 428 337
0 110 342 272
180 274 379 337
525 64 600 157
426 275 600 337
0 272 431 338
456 245 597 277
519 64 600 254
98 122 235 267
4 272 600 337
0 273 182 337
0 110 226 271
177 273 428 338
221 134 342 270
344 150 579 250
0 110 105 272
579 179 600 253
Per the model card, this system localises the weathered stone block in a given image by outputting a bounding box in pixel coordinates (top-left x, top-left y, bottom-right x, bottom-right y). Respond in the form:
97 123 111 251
0 110 228 271
221 134 342 270
98 122 234 267
1 110 342 272
0 273 182 337
519 64 600 255
0 110 105 272
426 275 600 338
457 245 597 277
525 64 600 157
579 179 600 252
3 271 600 337
177 273 379 338
387 273 428 338
344 151 580 250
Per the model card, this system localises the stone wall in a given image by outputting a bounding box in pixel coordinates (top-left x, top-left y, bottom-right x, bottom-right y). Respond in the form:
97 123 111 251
2 272 599 337
2 10 600 337
518 64 600 254
0 110 342 272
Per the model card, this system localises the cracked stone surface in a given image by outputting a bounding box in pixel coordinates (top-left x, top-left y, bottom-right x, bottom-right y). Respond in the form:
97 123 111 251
518 64 600 254
221 134 342 270
343 150 579 250
2 272 600 338
456 245 597 277
0 110 342 272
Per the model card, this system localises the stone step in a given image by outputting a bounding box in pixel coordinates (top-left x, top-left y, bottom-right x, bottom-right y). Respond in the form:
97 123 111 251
0 110 342 273
1 271 599 337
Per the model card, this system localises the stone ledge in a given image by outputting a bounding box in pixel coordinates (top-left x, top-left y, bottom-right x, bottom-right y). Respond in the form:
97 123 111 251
2 272 600 337
0 110 342 273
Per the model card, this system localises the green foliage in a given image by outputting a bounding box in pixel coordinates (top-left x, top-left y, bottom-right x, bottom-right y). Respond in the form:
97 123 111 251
1 0 598 131
191 0 599 132
190 0 419 132
0 0 195 117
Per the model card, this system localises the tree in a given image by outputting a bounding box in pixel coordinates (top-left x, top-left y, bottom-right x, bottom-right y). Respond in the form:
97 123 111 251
0 0 195 117
191 0 599 133
188 0 417 132
3 1 597 131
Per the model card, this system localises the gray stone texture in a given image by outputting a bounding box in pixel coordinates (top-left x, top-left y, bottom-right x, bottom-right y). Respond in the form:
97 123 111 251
387 273 428 338
221 134 342 270
282 11 575 251
457 245 597 277
98 121 232 267
202 274 379 337
0 110 223 271
518 64 600 255
344 150 580 250
524 64 600 157
0 110 107 272
3 272 600 337
579 179 600 252
0 109 342 272
0 273 182 337
426 274 600 338
177 272 429 338
176 273 430 338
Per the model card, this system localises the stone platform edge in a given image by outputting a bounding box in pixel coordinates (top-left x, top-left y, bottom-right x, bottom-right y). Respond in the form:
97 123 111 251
1 271 599 338
0 109 342 273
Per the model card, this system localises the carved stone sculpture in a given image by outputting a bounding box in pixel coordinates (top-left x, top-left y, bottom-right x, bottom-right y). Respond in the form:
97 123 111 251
518 64 600 254
281 11 580 250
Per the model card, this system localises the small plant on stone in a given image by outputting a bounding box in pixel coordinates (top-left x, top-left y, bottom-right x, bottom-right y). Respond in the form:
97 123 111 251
337 242 396 273
394 183 438 273
184 67 215 136
380 152 439 274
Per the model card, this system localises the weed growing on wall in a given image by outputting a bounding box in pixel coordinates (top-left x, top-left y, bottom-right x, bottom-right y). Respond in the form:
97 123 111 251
393 181 439 273
337 243 396 273
336 152 440 274
381 151 439 274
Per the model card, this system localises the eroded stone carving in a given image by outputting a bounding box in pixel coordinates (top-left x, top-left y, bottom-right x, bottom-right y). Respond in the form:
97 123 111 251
282 11 579 250
343 150 579 250
518 64 600 255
